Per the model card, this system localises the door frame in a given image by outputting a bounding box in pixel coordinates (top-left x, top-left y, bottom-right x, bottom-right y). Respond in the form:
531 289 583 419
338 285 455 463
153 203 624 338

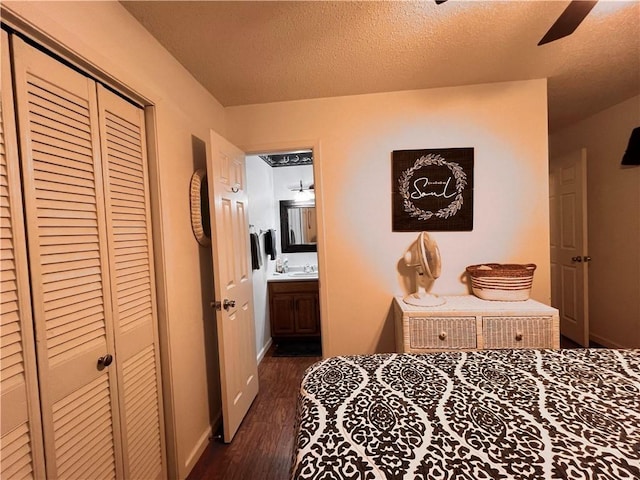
241 139 328 357
549 147 589 346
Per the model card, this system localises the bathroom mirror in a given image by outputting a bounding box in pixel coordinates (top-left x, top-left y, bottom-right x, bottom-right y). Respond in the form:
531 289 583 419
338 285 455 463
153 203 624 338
280 200 317 253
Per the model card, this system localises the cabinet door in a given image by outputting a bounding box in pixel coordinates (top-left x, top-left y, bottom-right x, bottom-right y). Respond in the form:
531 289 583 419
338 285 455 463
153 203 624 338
0 31 46 480
271 294 296 335
97 85 165 479
12 37 124 479
294 294 319 335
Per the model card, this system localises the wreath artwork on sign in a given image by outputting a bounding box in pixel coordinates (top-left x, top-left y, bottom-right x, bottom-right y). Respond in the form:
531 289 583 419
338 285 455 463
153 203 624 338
392 148 474 231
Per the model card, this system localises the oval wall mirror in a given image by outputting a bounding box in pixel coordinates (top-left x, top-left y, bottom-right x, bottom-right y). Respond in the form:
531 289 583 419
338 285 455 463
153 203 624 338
190 169 211 247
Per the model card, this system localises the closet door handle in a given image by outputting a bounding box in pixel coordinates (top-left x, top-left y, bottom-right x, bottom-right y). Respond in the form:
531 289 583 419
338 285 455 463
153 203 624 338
97 354 113 370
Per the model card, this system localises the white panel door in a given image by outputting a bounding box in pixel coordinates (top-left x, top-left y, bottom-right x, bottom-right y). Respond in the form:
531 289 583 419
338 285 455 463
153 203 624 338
97 85 166 480
0 30 46 480
12 36 124 479
550 148 589 346
208 130 258 442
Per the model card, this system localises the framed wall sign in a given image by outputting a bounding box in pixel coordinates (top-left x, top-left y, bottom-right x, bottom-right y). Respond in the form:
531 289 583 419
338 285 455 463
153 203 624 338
392 148 474 231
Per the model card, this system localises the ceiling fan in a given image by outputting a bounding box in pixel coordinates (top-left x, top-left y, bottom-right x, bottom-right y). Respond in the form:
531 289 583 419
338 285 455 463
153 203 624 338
435 0 598 46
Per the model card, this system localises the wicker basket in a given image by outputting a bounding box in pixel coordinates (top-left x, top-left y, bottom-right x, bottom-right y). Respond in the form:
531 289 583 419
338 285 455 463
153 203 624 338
466 263 536 301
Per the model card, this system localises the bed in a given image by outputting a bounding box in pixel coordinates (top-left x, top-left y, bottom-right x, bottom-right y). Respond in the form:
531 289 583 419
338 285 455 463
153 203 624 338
291 349 640 479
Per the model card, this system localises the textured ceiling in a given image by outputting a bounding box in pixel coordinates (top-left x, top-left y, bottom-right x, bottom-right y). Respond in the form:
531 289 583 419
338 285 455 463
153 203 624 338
121 0 640 132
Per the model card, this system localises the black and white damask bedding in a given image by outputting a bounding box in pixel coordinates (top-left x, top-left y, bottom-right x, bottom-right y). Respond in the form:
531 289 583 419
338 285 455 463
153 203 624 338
291 349 640 480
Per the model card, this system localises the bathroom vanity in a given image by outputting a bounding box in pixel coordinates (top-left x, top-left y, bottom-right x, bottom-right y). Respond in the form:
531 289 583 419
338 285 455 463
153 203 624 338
268 275 320 341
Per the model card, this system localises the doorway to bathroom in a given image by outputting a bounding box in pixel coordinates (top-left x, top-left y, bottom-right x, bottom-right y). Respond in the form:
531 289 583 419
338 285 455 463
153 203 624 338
245 150 322 359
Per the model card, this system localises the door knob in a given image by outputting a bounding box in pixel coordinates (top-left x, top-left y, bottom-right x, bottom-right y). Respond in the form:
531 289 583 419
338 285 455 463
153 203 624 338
571 256 583 262
211 299 236 311
583 256 592 262
97 354 113 370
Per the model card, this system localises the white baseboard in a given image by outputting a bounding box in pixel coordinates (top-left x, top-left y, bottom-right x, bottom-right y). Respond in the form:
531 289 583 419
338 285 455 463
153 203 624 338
257 338 273 364
183 411 223 478
184 341 270 477
589 332 625 349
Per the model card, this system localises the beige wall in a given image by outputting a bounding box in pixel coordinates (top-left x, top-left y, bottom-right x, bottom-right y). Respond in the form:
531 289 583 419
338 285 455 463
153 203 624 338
246 155 276 359
549 95 640 348
2 2 225 478
227 79 551 356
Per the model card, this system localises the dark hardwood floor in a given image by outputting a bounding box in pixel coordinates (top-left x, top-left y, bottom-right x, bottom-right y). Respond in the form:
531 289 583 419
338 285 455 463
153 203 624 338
560 335 602 349
187 348 320 480
187 337 591 479
560 335 581 349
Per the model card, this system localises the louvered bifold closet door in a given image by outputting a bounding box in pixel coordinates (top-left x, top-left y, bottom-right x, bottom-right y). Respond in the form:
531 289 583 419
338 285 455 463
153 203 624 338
0 31 46 480
97 85 166 480
11 37 124 479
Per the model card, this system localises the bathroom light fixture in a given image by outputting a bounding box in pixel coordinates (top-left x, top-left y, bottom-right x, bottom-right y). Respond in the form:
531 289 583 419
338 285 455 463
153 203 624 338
291 180 314 193
291 180 315 201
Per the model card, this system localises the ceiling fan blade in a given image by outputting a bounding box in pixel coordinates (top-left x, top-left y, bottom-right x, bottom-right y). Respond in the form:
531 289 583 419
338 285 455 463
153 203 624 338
435 0 448 4
538 0 598 45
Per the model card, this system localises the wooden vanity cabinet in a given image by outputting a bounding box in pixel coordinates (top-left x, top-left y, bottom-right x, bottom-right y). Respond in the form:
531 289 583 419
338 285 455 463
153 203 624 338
269 280 320 339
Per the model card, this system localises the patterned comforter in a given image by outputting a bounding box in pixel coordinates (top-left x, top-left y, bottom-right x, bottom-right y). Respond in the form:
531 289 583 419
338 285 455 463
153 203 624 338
291 349 640 479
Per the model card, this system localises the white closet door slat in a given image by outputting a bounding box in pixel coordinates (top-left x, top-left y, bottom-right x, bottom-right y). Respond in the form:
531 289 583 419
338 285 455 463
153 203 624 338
98 85 165 480
11 36 124 479
51 375 116 480
32 145 96 171
108 153 144 173
0 30 46 480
